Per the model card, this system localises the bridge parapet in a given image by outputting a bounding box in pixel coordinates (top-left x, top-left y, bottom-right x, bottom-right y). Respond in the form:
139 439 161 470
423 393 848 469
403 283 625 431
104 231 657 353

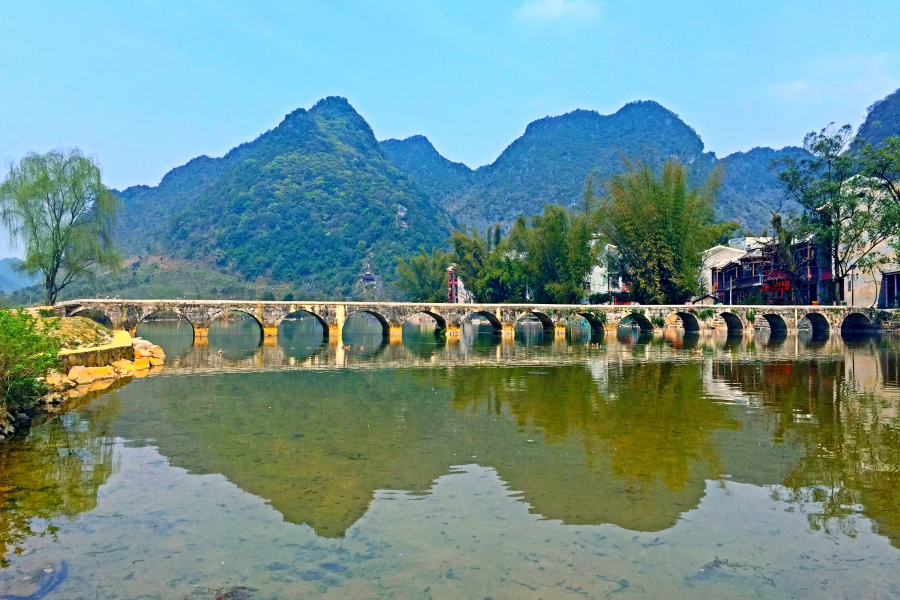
53 299 881 339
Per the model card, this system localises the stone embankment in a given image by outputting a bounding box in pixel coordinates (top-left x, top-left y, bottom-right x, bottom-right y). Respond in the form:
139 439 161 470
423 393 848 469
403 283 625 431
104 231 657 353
42 335 166 406
0 333 165 443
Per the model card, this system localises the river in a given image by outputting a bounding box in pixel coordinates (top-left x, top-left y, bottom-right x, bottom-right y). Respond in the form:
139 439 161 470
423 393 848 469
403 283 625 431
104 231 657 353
1 314 899 599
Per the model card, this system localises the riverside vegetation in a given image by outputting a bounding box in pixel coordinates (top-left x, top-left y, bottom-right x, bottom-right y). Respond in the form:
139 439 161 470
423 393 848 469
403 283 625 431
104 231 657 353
0 308 165 443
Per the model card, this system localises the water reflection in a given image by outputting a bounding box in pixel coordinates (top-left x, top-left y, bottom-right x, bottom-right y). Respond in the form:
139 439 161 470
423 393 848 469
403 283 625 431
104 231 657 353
208 311 263 360
135 315 194 360
3 327 900 597
0 395 120 567
278 312 328 360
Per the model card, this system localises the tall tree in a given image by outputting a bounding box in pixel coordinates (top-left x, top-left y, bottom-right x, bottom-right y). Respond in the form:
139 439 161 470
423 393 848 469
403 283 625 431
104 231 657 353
449 226 529 303
597 158 728 304
775 125 893 304
857 135 900 218
394 246 452 303
509 203 599 304
0 150 120 305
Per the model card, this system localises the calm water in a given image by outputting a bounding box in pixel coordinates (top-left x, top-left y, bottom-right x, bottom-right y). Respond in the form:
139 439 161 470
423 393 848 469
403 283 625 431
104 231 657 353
1 316 900 599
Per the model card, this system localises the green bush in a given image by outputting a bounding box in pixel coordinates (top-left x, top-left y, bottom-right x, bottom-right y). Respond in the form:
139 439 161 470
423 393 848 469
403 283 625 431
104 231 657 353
261 291 276 301
651 316 666 327
0 309 61 408
697 308 715 321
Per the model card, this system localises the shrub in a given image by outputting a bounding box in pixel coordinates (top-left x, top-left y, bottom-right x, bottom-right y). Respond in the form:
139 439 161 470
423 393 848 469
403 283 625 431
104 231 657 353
261 291 276 301
0 309 61 409
746 309 756 323
283 293 295 302
651 316 666 327
697 308 715 321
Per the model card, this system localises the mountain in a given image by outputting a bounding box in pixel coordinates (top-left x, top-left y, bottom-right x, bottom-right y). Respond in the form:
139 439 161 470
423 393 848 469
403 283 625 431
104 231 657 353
715 146 808 227
853 87 900 151
382 101 810 233
380 135 475 211
115 97 455 296
0 258 39 294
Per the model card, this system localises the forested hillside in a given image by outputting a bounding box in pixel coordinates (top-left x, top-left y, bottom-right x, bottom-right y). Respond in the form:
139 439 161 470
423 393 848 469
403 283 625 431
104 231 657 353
383 101 810 232
115 97 454 297
853 88 900 150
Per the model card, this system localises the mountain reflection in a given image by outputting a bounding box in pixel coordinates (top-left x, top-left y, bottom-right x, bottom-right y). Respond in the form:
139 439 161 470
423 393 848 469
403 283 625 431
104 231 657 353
3 331 899 555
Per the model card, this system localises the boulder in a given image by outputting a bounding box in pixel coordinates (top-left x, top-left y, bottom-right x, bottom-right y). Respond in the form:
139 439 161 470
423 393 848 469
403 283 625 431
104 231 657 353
68 365 94 385
132 358 151 370
86 366 116 381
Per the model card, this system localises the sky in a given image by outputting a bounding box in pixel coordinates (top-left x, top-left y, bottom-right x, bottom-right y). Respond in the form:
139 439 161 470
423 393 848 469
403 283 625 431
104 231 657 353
1 0 899 258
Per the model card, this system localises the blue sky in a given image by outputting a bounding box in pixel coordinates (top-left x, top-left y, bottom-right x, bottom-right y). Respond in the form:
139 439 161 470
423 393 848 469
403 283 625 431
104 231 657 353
1 0 899 258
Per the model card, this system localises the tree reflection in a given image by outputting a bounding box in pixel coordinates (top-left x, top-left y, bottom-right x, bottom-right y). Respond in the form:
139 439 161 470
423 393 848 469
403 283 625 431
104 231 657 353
0 396 120 567
714 358 900 548
451 362 738 493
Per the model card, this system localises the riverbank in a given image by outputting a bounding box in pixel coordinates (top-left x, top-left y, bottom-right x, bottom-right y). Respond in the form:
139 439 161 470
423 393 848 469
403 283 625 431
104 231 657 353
0 315 165 443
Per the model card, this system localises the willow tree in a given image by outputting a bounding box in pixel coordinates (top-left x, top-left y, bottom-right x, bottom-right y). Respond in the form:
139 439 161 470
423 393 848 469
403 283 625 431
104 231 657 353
598 159 728 304
0 150 120 305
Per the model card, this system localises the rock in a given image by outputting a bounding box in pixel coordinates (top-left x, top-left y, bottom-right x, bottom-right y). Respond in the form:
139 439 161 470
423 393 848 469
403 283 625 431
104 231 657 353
87 366 116 380
68 365 94 385
42 393 64 404
149 357 164 367
132 357 151 370
45 372 75 390
111 359 136 375
134 347 152 359
148 346 166 360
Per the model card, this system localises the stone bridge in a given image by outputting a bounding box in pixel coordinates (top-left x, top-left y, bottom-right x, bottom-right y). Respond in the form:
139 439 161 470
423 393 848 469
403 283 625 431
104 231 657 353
53 299 881 339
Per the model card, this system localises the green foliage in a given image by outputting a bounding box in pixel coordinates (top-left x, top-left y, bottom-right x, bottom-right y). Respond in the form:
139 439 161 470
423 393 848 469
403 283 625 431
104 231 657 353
0 309 61 408
450 203 598 304
746 309 757 322
509 204 600 304
394 247 452 303
852 88 900 151
282 292 294 302
117 98 453 299
741 292 765 306
775 125 895 304
0 150 121 305
696 308 715 321
650 316 666 328
261 291 275 301
450 227 529 303
858 134 900 227
384 102 807 233
598 158 731 304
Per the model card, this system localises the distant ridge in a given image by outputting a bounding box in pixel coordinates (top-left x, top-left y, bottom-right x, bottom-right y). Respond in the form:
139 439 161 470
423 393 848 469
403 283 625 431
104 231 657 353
382 100 810 232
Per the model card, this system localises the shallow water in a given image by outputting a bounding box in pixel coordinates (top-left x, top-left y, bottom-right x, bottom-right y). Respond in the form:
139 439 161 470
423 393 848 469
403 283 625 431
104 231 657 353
1 321 899 599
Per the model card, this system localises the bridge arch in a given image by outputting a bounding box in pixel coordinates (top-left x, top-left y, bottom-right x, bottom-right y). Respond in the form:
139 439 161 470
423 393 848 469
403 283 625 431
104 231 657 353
841 312 874 336
69 307 115 329
515 311 555 332
717 311 744 333
672 311 701 333
801 312 830 335
279 310 330 341
760 313 788 333
464 310 503 334
621 312 653 333
575 312 605 336
209 309 265 339
136 309 195 334
345 310 391 337
403 310 447 332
